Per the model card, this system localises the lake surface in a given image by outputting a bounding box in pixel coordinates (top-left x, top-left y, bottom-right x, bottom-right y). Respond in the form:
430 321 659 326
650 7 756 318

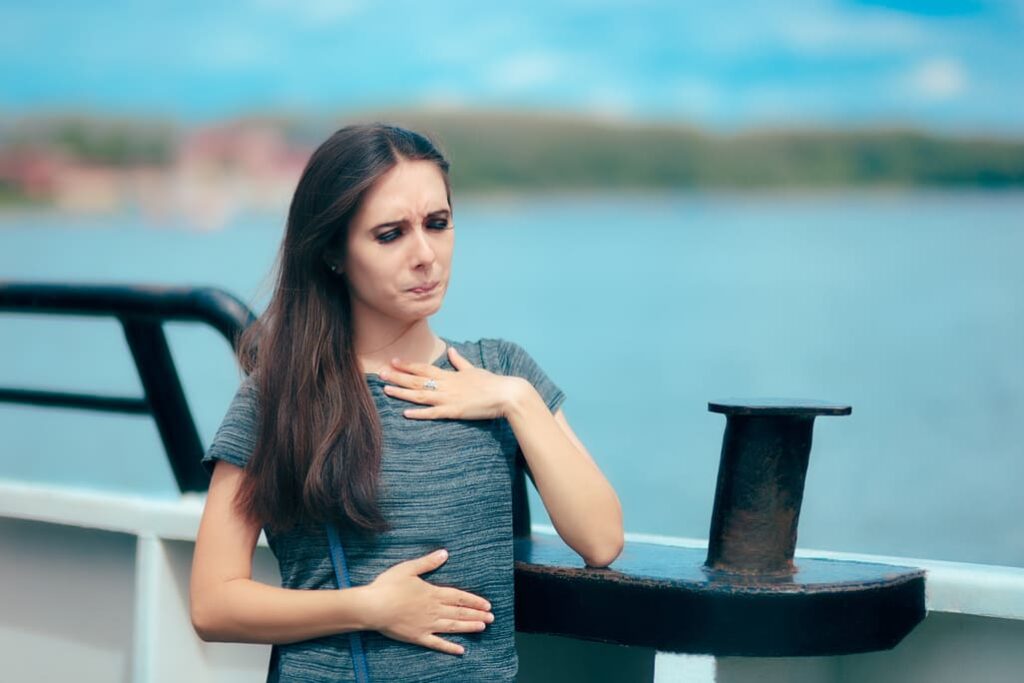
2 190 1022 567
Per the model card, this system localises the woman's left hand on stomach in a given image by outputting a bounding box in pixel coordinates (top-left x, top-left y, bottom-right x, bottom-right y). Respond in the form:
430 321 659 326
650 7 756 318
379 347 528 421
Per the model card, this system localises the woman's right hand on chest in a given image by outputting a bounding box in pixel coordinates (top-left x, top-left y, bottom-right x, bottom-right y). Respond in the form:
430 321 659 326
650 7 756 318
361 549 494 656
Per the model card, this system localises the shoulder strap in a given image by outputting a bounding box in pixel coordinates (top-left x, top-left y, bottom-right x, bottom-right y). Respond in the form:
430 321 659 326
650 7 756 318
326 523 372 683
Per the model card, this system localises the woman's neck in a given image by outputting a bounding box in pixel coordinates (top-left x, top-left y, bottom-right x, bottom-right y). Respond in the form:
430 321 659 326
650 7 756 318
353 320 443 375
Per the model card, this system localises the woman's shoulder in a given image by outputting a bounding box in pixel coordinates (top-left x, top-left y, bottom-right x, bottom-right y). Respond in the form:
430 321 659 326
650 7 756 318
451 336 565 413
201 371 260 475
445 336 522 374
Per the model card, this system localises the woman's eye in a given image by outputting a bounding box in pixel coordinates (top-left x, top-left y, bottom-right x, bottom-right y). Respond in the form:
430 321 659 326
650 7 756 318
376 222 448 244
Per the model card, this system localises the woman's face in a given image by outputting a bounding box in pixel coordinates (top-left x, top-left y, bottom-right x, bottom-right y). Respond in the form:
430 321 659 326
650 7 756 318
341 159 454 325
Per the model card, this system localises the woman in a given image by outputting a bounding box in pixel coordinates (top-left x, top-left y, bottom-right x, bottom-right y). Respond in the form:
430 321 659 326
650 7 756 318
189 123 623 683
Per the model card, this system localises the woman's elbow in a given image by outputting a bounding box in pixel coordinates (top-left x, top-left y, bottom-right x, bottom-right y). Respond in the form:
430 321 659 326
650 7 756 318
582 522 625 568
190 590 226 643
192 623 216 643
585 537 624 568
190 603 216 642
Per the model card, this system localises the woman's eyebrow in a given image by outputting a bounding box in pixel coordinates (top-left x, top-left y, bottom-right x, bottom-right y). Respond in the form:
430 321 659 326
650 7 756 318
371 209 450 231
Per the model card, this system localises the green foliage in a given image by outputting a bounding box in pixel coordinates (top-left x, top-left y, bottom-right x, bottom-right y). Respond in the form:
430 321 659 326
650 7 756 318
374 111 1024 190
3 110 1023 189
2 115 177 166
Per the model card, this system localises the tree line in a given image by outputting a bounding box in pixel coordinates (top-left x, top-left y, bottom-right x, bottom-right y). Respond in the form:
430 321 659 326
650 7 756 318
3 110 1023 189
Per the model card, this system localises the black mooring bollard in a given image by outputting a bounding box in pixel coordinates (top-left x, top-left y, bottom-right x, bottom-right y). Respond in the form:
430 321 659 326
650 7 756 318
512 395 925 656
705 399 852 576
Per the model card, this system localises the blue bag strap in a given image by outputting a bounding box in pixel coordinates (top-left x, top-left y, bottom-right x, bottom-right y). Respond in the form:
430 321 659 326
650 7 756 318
326 523 372 683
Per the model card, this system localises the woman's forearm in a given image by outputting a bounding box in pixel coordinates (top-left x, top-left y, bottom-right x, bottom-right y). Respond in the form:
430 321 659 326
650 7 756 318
191 578 374 644
505 382 624 567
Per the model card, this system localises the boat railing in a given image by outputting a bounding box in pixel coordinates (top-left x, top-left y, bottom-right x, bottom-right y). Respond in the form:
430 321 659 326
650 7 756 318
2 281 1021 683
0 281 255 493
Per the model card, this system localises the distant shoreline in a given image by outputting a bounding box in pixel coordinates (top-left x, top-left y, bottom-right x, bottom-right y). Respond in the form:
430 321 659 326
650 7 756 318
2 109 1022 211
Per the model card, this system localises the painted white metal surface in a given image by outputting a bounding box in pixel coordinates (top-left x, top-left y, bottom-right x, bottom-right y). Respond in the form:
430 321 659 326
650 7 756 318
0 516 136 683
653 653 717 682
0 479 234 544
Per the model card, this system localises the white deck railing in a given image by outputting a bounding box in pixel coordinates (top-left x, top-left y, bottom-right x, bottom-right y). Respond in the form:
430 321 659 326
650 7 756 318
2 478 1022 683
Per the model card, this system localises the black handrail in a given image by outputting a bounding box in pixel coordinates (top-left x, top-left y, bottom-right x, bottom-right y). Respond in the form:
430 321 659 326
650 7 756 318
0 281 534 531
0 282 256 493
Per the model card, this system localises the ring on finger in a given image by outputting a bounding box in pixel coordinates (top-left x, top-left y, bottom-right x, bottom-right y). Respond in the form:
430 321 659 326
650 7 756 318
423 378 439 391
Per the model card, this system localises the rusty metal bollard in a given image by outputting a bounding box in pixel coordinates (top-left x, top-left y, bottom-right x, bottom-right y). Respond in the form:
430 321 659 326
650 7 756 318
704 399 852 577
513 396 925 657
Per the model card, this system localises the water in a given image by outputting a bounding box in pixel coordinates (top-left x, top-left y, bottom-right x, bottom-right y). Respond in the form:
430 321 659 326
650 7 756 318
2 190 1022 567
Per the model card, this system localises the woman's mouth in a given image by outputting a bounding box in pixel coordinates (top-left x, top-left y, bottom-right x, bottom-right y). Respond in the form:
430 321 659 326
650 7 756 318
408 281 439 295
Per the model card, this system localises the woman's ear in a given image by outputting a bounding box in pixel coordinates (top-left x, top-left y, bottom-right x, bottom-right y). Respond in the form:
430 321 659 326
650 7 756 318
322 252 343 274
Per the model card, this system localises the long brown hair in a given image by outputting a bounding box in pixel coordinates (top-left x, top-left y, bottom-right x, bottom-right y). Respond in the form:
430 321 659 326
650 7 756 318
233 123 451 537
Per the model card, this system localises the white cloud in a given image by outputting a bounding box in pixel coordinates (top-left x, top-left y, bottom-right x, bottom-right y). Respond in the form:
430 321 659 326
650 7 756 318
183 30 277 71
676 0 928 59
486 51 571 91
907 57 968 100
415 85 471 111
253 0 364 27
777 6 927 55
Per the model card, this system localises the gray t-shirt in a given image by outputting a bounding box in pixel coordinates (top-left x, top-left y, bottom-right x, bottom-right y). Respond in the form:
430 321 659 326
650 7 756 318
201 337 566 683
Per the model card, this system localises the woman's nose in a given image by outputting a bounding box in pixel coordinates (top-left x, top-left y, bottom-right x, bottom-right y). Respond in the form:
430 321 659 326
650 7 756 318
408 227 436 265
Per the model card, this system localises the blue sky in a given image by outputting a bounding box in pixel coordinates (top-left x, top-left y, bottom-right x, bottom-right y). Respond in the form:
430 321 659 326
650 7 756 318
2 0 1022 133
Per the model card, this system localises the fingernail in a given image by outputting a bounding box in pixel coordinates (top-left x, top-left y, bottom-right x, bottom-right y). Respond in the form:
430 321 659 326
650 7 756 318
483 601 491 610
437 549 448 559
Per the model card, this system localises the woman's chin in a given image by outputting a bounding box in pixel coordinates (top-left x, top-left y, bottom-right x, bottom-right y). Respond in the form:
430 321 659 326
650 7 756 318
396 299 443 321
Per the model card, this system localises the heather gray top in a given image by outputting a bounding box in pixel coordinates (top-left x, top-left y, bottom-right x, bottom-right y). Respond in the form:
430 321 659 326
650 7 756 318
201 337 565 683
